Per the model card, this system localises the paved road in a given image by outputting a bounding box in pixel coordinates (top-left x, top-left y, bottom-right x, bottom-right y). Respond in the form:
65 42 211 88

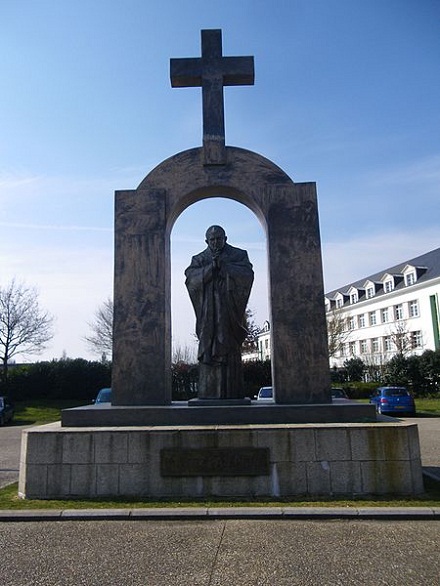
1 518 439 585
1 417 439 488
403 417 439 467
1 419 439 586
0 424 30 489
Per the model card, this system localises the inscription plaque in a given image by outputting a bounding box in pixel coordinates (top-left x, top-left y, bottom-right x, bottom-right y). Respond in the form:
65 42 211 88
160 447 270 477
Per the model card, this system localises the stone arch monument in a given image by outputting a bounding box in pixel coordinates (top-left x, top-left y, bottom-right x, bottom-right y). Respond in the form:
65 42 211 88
112 29 331 407
25 29 418 503
112 149 330 406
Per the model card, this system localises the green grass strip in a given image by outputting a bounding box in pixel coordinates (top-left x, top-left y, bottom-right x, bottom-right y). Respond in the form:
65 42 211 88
1 477 439 510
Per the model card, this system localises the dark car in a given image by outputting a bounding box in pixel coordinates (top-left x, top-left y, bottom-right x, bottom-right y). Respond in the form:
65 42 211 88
369 386 416 416
331 388 349 400
94 388 112 404
0 396 14 426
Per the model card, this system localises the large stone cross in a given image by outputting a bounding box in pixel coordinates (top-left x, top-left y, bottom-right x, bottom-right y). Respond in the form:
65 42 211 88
170 29 254 165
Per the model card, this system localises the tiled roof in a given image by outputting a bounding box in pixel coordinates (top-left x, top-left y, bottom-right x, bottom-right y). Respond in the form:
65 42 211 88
325 246 440 298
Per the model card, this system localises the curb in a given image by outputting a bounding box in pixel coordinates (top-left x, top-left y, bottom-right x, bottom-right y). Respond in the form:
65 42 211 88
1 507 440 522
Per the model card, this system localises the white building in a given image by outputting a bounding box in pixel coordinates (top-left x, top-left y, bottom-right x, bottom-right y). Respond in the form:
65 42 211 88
325 247 440 369
242 320 271 362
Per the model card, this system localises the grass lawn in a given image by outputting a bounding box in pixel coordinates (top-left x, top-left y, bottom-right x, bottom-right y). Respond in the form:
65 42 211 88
1 476 439 510
13 397 440 425
12 399 88 425
415 397 440 416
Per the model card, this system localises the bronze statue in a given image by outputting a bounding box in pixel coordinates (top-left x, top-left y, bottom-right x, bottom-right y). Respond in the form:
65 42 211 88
185 225 254 399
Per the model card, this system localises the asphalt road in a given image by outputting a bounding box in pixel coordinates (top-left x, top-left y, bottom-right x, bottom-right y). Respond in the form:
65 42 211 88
0 423 30 489
1 518 439 585
402 417 439 467
1 419 439 586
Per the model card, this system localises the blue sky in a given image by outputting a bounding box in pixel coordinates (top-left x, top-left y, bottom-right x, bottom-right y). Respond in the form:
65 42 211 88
1 0 439 361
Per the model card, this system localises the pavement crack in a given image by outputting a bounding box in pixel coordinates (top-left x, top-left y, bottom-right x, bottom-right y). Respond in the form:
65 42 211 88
207 520 227 586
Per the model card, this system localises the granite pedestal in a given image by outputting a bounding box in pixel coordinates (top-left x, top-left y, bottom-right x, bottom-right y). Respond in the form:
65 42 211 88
61 401 375 427
19 417 424 499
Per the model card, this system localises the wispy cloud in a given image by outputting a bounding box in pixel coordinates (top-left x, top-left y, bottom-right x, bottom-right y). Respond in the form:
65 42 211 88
0 171 43 189
0 221 112 232
322 227 439 292
369 154 440 186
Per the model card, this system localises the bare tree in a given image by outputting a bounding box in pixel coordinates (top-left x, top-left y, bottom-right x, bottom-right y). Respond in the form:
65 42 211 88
242 307 261 353
326 309 351 358
387 321 413 357
0 279 54 381
84 298 113 359
172 342 197 364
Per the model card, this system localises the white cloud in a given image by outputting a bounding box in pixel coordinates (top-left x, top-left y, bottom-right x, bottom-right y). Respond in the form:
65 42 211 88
369 154 440 186
322 227 440 292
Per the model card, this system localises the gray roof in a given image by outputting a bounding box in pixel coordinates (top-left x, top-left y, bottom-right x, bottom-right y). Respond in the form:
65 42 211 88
325 246 440 299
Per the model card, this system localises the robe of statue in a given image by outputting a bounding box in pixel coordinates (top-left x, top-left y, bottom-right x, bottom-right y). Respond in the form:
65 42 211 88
185 243 254 399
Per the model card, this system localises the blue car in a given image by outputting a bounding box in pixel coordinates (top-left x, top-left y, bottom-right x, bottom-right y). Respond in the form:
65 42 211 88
94 388 112 404
369 386 416 416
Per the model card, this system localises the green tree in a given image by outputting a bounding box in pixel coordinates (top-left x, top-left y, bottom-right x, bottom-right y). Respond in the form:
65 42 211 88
384 354 409 386
343 357 365 382
419 350 440 394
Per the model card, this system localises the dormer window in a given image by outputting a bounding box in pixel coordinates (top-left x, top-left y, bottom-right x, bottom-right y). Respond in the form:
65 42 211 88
405 272 415 286
384 280 394 293
348 287 358 304
363 280 376 299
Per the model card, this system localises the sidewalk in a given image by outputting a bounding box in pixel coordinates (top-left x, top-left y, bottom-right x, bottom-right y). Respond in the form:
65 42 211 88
1 505 440 522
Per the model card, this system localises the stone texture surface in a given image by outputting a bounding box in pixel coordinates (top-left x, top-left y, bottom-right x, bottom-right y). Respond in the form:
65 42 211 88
19 421 424 499
112 146 330 407
62 401 375 427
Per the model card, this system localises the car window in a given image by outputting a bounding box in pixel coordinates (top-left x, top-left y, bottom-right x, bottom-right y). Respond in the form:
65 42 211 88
383 389 408 397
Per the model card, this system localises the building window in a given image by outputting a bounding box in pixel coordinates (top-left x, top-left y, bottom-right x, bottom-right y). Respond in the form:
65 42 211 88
369 311 377 326
358 314 365 328
336 298 343 308
360 340 368 354
381 308 389 323
405 272 415 286
411 331 423 348
394 304 404 320
366 286 375 299
349 342 356 355
384 336 393 352
372 338 380 353
409 300 419 318
350 293 358 304
349 317 355 330
384 280 394 293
